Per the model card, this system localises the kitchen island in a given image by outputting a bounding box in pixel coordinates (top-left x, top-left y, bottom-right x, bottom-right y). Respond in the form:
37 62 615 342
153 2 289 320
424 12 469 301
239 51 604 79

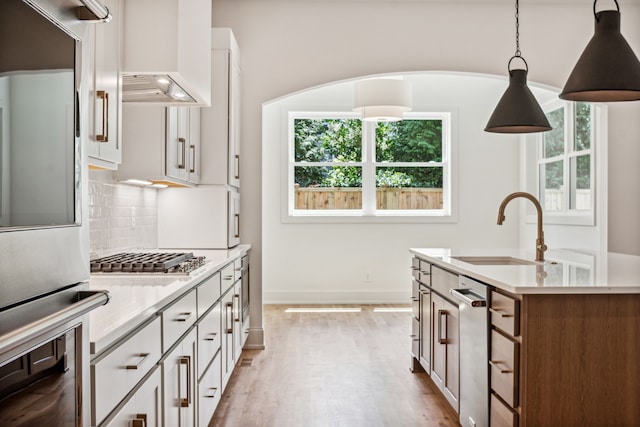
410 248 640 427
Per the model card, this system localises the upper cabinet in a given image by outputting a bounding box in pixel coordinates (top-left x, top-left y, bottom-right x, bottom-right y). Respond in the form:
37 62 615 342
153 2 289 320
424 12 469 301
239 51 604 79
116 105 201 187
200 28 241 188
121 0 211 106
88 0 122 170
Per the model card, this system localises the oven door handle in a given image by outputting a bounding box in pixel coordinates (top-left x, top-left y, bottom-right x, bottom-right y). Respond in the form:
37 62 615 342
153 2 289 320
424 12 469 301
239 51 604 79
0 290 110 357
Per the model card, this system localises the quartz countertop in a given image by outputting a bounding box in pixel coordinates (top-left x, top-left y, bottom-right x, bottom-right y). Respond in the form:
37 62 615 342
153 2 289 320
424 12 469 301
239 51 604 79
88 246 250 356
410 247 640 295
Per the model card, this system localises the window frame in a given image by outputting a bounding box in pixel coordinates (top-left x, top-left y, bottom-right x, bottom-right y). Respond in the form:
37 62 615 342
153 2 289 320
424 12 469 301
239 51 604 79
533 99 599 226
283 108 456 223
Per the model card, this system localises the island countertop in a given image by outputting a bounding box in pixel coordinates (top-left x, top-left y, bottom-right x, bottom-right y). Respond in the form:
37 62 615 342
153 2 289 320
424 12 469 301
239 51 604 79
410 247 640 294
88 246 250 356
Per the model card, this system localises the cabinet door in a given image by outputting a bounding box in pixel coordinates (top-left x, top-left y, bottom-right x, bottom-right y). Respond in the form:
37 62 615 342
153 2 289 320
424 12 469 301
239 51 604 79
166 107 190 182
89 0 122 168
198 350 222 427
419 288 431 373
220 289 235 390
103 366 162 427
228 190 240 247
162 328 197 427
232 281 243 360
431 292 459 412
228 54 241 188
187 107 201 184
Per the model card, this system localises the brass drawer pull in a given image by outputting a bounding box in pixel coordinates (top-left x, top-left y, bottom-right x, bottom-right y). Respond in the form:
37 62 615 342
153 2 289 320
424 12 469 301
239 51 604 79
131 413 147 427
204 332 217 341
489 307 514 318
489 360 513 374
175 312 193 322
125 353 150 370
205 387 218 398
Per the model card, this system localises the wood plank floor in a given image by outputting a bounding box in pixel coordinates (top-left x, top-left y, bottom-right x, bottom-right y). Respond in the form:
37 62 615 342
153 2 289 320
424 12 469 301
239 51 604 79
210 304 460 427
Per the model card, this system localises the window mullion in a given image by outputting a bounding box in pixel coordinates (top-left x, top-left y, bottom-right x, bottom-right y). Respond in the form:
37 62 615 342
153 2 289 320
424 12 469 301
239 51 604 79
362 121 375 214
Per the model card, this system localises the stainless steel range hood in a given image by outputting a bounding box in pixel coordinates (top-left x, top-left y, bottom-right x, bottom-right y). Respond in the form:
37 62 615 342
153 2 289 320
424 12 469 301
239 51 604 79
121 0 211 105
122 74 196 103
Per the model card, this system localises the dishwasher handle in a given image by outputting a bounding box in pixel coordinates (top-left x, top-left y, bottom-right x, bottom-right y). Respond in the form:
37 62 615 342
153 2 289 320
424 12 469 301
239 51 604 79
450 288 487 307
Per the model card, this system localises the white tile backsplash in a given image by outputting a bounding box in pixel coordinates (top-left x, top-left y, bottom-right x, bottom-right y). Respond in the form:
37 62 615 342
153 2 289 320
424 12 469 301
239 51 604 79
89 170 157 257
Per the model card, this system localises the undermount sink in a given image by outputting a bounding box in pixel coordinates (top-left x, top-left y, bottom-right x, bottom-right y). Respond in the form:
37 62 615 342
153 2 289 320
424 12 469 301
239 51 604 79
451 256 538 266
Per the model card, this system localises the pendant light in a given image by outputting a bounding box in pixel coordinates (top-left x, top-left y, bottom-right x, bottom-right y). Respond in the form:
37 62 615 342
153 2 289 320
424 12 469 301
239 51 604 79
485 0 551 133
560 0 640 102
353 78 412 122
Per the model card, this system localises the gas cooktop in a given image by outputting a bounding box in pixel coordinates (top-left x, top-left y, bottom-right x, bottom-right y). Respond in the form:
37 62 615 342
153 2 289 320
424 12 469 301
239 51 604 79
90 252 206 274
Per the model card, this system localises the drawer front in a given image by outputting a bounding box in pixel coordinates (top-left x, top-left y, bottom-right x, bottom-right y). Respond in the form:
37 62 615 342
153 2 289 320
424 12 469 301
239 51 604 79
198 350 222 427
102 366 162 427
411 280 420 319
162 289 197 352
419 259 431 284
411 257 421 280
490 393 518 427
490 291 520 336
411 316 420 358
220 263 235 294
490 329 519 408
431 265 458 299
197 272 221 317
92 317 162 425
197 301 222 379
234 257 242 280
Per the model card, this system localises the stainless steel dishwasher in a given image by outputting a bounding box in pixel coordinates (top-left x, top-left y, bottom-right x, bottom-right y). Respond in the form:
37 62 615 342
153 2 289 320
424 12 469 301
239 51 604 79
450 276 488 427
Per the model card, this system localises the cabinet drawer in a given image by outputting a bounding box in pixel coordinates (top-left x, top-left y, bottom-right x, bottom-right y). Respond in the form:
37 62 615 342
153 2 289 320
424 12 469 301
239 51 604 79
411 280 420 319
198 350 222 427
220 263 235 294
197 272 221 317
490 393 518 427
490 291 520 336
411 316 420 359
92 317 162 426
101 366 162 427
411 257 420 280
431 265 457 298
197 301 222 379
234 257 242 279
419 259 431 284
490 329 519 408
162 289 197 352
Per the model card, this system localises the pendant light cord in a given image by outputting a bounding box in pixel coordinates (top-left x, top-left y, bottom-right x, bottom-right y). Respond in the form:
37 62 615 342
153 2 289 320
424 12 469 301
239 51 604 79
515 0 521 57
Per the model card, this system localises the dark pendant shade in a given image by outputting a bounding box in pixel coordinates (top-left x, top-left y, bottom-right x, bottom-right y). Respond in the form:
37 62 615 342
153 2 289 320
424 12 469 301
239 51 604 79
485 69 552 133
560 10 640 102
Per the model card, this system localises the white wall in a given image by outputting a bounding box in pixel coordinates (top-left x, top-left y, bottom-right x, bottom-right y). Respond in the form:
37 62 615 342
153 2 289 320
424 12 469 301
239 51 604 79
212 0 640 308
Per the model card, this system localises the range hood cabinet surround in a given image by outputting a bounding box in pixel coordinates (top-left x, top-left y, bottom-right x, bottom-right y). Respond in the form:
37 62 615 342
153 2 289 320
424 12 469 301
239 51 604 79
121 0 211 105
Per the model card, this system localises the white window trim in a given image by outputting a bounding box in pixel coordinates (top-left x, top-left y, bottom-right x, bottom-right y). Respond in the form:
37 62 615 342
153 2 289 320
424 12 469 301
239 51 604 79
280 106 458 224
525 100 607 227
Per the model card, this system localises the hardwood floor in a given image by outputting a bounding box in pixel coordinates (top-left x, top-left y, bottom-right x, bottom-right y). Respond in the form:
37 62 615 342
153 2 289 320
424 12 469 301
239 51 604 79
211 305 460 427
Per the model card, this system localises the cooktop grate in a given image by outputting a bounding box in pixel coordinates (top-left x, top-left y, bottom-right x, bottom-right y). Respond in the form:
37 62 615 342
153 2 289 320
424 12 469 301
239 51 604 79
90 252 206 274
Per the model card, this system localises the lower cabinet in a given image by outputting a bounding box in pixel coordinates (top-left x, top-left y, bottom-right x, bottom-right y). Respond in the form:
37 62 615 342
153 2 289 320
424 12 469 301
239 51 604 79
198 350 222 427
419 285 431 373
430 291 459 412
162 328 197 427
220 287 235 389
104 367 162 427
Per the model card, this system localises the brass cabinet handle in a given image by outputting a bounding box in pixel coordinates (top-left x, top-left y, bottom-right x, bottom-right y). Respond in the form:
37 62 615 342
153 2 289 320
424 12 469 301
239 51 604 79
489 307 514 318
178 137 186 169
96 90 109 142
204 332 217 341
130 413 147 427
234 294 241 322
234 213 240 238
175 312 192 322
189 144 196 173
125 353 150 370
179 356 191 407
234 154 240 179
489 360 513 374
225 302 233 333
437 309 448 344
205 387 218 398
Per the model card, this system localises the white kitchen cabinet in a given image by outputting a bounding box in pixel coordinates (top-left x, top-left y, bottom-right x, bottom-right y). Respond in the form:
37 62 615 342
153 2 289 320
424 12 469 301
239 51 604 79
200 28 241 187
158 186 240 249
166 106 201 184
101 366 162 427
117 105 200 187
88 0 121 169
220 282 235 390
162 327 197 427
198 350 222 427
431 291 459 412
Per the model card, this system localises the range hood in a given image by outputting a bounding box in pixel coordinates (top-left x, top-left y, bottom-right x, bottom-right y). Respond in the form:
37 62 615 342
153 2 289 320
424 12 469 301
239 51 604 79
121 0 211 106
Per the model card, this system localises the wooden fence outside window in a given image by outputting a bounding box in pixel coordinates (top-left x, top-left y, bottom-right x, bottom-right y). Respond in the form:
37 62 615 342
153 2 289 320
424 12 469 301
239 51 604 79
294 186 444 210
